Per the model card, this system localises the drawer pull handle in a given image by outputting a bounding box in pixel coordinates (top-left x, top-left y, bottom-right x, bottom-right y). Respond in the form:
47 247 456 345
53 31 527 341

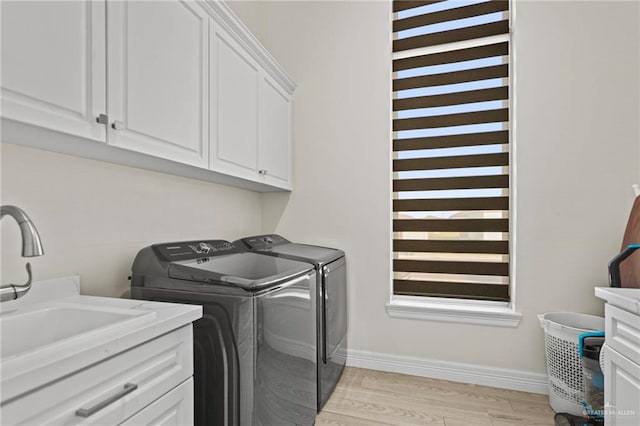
75 383 138 418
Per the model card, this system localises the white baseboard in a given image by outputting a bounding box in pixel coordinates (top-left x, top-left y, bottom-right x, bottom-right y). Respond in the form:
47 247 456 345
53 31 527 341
346 349 549 395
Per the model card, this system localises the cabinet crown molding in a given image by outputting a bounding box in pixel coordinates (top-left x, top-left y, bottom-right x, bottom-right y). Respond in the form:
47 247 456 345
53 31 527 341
203 0 296 94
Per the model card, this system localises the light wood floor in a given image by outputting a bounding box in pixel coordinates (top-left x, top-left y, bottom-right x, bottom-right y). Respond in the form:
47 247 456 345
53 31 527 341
316 367 555 426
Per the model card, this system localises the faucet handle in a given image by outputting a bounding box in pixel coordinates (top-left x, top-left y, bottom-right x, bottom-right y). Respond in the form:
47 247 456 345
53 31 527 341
24 262 32 286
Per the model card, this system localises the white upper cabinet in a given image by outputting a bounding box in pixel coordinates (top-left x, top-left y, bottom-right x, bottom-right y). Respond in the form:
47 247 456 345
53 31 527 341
1 0 295 191
209 23 260 179
107 0 209 168
209 19 293 189
259 74 292 189
0 0 106 142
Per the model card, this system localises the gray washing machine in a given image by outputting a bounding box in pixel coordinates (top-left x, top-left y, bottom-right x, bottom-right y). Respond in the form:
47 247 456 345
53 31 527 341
235 234 347 411
130 240 317 426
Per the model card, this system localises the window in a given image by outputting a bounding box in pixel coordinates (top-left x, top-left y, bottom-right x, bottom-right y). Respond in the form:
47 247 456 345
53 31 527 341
392 0 511 303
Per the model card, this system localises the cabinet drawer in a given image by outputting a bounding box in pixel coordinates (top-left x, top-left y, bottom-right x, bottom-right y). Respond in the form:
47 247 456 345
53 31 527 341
121 378 193 425
606 304 640 365
2 326 192 425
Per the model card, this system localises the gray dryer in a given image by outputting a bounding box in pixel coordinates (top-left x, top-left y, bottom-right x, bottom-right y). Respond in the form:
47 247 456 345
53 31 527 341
235 234 347 411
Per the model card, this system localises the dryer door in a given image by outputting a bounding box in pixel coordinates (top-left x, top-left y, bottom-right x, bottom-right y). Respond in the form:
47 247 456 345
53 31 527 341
255 271 317 425
322 257 347 366
318 257 347 409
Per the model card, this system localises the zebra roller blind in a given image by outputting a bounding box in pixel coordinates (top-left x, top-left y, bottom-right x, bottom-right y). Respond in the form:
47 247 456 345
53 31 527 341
392 0 511 302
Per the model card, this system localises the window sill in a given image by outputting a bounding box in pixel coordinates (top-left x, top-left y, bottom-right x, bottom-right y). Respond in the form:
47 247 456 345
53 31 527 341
385 296 523 327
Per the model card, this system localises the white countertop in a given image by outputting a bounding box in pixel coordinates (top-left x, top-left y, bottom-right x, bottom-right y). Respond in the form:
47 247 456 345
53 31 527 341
595 286 640 315
0 276 202 402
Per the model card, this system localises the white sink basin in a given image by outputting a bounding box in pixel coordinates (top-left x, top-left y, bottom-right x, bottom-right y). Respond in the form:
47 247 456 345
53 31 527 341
1 304 156 360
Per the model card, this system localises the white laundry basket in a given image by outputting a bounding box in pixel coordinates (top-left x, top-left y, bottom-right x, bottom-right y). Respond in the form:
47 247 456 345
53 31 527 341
538 312 605 416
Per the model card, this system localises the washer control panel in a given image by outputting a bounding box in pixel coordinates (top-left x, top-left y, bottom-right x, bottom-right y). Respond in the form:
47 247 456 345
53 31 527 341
153 240 239 261
240 234 290 250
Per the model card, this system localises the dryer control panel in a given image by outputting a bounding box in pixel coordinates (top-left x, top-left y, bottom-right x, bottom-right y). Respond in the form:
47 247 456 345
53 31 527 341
240 234 290 250
153 240 240 262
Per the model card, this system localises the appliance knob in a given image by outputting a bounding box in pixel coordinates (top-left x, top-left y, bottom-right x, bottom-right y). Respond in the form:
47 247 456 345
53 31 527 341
198 242 212 253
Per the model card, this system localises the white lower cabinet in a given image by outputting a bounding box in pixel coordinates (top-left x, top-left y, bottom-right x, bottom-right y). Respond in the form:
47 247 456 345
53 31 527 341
121 378 194 426
1 326 194 425
599 292 640 426
604 346 640 426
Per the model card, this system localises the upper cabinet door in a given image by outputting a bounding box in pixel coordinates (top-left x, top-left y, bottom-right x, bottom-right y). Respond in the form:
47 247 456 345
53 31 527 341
0 0 106 142
259 74 292 189
209 22 260 180
107 0 209 168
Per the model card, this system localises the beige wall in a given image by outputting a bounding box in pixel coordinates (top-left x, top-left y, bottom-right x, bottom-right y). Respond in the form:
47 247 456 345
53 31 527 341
228 0 640 373
0 143 262 297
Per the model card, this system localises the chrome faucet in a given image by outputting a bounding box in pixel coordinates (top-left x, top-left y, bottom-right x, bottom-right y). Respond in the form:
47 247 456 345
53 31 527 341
1 205 44 302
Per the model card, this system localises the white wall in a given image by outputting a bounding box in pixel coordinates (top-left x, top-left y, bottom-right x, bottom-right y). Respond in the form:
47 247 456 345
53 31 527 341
0 143 262 297
228 0 640 374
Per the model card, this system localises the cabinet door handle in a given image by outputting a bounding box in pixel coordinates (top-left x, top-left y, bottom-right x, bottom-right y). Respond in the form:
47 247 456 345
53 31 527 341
96 114 109 125
75 383 138 418
111 120 125 130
